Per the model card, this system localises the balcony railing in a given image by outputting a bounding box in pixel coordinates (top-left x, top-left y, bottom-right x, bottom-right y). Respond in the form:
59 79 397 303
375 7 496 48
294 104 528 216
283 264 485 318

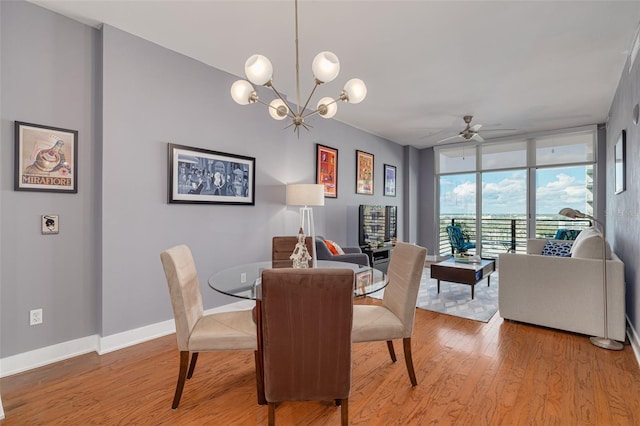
439 217 592 258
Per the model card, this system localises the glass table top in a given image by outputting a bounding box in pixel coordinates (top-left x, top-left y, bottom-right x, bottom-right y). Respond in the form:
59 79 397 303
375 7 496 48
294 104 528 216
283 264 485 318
208 260 388 300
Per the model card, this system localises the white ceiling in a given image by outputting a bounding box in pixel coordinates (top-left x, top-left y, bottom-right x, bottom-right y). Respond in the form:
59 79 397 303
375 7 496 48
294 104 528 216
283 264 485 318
29 0 640 148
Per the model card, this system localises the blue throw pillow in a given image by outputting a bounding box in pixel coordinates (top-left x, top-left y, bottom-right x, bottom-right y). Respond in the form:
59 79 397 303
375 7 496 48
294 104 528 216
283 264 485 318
541 240 572 257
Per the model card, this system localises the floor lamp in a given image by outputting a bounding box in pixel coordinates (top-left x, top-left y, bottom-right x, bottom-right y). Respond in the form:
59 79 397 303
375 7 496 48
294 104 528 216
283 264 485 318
558 208 623 350
287 184 325 267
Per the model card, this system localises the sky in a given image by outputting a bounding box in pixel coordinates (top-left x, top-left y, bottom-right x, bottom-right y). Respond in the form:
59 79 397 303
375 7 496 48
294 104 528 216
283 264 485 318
440 165 592 216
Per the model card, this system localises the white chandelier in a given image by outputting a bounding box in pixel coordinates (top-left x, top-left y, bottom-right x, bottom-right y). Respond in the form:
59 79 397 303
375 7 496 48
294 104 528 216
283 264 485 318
230 0 367 136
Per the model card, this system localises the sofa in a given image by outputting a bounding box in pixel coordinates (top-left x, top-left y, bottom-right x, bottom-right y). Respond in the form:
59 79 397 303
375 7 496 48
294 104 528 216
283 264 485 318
498 227 626 341
315 236 370 266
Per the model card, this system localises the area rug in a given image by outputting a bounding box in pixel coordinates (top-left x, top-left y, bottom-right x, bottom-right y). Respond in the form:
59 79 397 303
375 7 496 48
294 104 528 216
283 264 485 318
369 268 499 323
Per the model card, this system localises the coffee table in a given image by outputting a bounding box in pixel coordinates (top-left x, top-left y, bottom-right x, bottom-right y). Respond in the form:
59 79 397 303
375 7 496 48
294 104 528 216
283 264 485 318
430 258 495 299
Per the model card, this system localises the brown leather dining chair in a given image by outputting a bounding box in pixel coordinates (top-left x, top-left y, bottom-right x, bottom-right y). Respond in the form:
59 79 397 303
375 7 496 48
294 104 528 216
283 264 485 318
258 268 354 425
351 242 427 386
271 235 315 268
160 244 258 409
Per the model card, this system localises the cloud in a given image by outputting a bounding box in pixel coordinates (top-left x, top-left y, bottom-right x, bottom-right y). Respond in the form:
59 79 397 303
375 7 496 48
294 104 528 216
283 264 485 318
440 169 590 215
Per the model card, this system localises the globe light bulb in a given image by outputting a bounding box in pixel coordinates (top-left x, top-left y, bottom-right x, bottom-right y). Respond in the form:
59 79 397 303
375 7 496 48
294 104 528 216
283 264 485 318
343 78 367 104
269 99 289 120
245 54 273 86
317 97 337 119
230 80 256 105
312 51 340 83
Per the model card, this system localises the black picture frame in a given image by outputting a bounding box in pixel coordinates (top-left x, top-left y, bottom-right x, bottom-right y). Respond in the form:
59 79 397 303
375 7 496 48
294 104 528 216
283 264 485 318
168 143 255 205
384 164 396 197
316 144 338 198
356 150 374 195
14 121 78 193
615 130 626 195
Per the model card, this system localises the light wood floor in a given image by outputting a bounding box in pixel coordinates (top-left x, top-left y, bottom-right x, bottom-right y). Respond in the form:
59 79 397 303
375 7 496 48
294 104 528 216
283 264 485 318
2 297 640 425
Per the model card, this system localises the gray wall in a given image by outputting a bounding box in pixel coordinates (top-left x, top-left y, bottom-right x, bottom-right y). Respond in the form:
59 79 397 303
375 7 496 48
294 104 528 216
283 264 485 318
607 53 640 335
0 1 406 356
1 1 101 357
402 145 420 245
418 148 437 254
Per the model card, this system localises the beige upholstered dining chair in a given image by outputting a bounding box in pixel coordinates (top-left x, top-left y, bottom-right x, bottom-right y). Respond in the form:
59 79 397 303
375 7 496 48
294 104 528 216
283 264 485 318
351 242 427 386
259 268 354 426
160 245 257 409
271 235 314 268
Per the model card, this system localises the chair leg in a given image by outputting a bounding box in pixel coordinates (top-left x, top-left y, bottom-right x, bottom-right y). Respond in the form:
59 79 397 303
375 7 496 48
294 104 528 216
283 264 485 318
268 402 276 426
186 352 199 379
340 398 348 426
255 350 266 405
403 338 418 386
386 340 397 362
172 351 190 409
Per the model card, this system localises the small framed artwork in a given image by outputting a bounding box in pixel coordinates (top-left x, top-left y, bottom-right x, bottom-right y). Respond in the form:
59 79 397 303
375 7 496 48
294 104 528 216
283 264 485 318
355 150 374 195
316 144 338 198
615 130 626 194
355 269 373 292
41 215 59 234
14 121 78 193
384 164 397 197
168 143 255 205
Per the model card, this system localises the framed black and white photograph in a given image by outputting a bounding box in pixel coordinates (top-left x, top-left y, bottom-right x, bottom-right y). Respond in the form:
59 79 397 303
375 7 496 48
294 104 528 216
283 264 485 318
384 164 396 197
615 130 626 194
168 143 255 205
41 215 59 234
15 121 78 193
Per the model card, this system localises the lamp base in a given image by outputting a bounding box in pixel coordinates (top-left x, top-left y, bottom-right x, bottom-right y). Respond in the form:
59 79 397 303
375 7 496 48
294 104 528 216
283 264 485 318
589 336 624 351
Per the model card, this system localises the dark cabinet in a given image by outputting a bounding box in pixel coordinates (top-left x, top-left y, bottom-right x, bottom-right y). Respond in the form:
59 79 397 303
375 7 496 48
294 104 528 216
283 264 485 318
364 247 393 273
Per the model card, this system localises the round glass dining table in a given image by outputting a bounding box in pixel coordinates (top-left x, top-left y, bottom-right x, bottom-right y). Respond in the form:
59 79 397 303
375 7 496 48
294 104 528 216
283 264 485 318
208 260 388 300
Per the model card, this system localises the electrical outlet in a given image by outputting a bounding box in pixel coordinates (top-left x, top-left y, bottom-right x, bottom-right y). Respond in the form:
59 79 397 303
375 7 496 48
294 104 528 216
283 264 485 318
240 273 247 283
30 308 43 326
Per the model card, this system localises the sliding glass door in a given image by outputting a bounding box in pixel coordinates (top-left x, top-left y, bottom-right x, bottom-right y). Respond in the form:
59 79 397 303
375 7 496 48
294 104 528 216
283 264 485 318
481 170 527 256
439 173 476 255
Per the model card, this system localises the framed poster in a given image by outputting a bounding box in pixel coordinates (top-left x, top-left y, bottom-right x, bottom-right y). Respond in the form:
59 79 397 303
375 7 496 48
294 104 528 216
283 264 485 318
14 121 78 193
168 143 255 205
356 150 374 195
355 269 373 292
615 130 626 194
316 144 338 198
384 164 396 197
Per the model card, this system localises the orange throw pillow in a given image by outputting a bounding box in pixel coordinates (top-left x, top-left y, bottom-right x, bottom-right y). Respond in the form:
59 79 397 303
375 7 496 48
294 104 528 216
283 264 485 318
324 240 339 255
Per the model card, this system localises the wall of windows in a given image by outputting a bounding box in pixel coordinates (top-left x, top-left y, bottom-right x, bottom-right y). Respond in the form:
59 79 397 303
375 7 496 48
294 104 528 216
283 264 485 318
435 126 598 257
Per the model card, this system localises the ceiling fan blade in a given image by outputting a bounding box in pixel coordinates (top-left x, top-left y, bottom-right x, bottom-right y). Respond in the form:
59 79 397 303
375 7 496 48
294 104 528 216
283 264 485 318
481 128 518 133
435 135 462 144
471 124 483 131
471 133 484 142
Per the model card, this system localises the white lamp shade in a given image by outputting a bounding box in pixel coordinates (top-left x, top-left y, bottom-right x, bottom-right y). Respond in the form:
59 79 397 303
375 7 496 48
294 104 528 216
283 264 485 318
343 78 367 104
269 99 289 120
287 184 325 206
312 51 340 83
230 80 255 105
245 54 273 86
317 97 337 118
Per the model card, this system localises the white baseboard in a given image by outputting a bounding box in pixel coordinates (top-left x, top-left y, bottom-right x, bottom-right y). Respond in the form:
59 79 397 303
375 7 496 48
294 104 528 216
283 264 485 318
0 335 98 378
3 300 634 381
0 300 253 378
627 315 640 368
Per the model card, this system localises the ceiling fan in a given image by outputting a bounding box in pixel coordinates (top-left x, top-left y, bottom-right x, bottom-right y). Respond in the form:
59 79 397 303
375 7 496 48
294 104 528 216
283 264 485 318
435 116 512 144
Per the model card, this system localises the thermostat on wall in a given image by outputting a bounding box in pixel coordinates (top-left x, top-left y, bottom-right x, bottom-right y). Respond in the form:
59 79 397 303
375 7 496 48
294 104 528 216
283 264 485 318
41 215 59 235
